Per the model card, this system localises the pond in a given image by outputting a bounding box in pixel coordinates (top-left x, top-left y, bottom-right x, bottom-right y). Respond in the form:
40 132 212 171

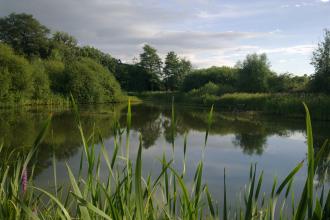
0 101 329 205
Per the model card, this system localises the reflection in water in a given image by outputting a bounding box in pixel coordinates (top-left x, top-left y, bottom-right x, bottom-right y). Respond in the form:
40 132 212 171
0 102 329 185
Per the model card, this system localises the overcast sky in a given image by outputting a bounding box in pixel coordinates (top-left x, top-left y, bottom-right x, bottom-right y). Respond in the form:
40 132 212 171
1 0 329 75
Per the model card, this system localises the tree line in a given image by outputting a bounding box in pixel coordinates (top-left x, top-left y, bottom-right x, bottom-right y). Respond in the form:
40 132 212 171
0 13 329 105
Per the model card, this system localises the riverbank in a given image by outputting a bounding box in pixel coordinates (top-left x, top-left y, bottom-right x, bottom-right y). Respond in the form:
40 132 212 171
134 91 330 120
0 95 141 109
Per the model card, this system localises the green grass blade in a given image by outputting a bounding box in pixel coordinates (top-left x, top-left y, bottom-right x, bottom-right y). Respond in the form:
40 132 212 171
303 102 314 219
70 192 112 220
127 98 131 133
205 186 215 217
204 105 214 147
224 168 228 220
66 164 91 220
32 186 71 220
135 134 144 220
276 161 303 196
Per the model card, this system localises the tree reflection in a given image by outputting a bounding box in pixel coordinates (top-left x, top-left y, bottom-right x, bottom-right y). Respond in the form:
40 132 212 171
0 104 125 176
233 133 267 155
0 103 329 184
124 104 162 148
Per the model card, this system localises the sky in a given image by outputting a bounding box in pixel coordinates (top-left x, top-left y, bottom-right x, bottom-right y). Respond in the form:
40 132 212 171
1 0 329 75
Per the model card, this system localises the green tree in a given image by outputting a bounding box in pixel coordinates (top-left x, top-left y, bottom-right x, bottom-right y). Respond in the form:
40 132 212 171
31 60 51 99
237 53 272 92
79 46 117 74
268 73 309 93
64 58 122 103
310 29 330 93
115 63 150 92
179 59 192 83
44 60 66 94
0 43 33 101
0 13 50 58
0 68 11 101
163 52 192 91
139 44 163 91
181 66 237 92
163 51 180 90
50 32 79 62
52 31 77 48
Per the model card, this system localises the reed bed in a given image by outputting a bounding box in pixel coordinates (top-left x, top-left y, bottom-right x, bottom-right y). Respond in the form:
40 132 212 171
0 98 329 220
135 91 330 120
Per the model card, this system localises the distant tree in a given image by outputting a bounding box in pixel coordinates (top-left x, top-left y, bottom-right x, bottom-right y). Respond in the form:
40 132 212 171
50 32 79 62
63 58 122 103
268 73 309 93
79 46 117 74
0 68 11 101
0 13 50 58
43 59 66 94
31 60 51 99
237 53 272 92
163 52 192 91
181 66 237 92
310 29 330 93
163 51 180 90
179 58 192 82
139 44 163 91
115 63 150 92
0 43 33 101
52 31 77 48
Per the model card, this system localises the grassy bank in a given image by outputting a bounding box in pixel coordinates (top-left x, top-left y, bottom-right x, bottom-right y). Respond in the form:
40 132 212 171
0 99 329 219
0 95 141 110
135 92 330 120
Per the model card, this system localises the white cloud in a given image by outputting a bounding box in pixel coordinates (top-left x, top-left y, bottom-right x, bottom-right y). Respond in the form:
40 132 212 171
259 45 316 55
0 0 322 74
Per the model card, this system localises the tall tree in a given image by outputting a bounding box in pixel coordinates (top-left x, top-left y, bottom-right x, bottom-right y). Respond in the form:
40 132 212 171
163 52 192 91
178 58 192 87
52 31 78 48
0 13 50 58
310 29 330 93
79 46 117 74
237 53 272 92
50 32 79 61
139 44 163 91
163 51 180 91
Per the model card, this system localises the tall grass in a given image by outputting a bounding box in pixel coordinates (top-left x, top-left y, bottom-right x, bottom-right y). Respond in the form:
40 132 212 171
0 99 329 219
135 91 330 120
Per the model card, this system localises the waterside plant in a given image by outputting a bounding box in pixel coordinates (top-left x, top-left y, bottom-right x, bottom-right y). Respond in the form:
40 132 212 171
0 99 329 220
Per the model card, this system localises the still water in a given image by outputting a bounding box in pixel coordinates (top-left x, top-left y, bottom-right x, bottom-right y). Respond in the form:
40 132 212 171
0 102 329 203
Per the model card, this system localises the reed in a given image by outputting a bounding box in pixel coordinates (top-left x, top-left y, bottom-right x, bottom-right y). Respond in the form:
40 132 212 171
0 99 329 219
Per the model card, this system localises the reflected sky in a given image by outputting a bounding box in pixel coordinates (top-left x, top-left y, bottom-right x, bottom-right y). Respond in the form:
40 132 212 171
0 102 329 204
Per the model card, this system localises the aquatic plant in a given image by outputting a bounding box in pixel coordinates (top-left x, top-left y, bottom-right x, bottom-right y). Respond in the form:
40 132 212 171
0 100 329 219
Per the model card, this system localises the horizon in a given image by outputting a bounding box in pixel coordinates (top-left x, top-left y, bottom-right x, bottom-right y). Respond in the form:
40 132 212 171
1 0 330 75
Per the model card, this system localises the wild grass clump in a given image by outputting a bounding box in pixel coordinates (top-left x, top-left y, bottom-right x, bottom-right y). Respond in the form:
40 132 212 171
0 99 329 219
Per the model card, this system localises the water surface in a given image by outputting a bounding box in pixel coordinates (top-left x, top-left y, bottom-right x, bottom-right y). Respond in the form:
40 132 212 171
0 102 329 205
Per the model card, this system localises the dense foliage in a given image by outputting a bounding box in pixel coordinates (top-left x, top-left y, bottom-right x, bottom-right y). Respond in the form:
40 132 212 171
163 51 192 91
237 53 272 92
181 66 238 93
0 13 50 58
0 12 329 105
310 29 330 93
0 13 123 104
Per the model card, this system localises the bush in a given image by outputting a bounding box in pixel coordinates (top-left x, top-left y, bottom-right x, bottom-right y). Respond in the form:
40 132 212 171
64 58 122 103
0 43 33 101
43 59 66 94
181 66 237 92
